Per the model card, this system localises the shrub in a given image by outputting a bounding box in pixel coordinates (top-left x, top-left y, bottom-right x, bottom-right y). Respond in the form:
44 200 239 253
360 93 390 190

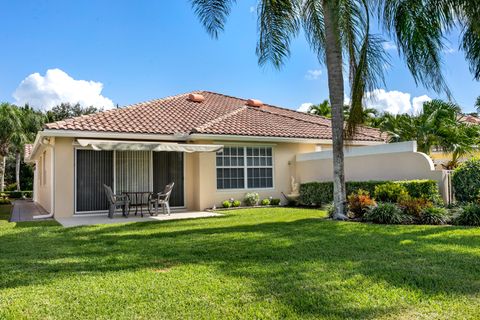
222 200 231 208
364 203 406 224
244 192 259 206
452 158 480 202
0 198 11 205
232 200 241 207
399 196 432 217
455 203 480 226
261 198 270 206
347 189 376 218
420 207 450 225
270 198 281 205
374 183 409 203
300 180 440 207
397 180 442 203
8 191 23 199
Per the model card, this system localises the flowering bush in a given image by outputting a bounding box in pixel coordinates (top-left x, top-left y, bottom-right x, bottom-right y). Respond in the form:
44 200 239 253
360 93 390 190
244 192 259 206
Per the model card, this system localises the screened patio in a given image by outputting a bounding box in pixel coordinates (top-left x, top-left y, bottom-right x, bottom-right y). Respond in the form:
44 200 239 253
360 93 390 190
74 140 222 214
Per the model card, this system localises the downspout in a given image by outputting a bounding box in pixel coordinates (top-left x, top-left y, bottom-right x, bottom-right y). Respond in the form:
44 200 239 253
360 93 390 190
34 137 55 219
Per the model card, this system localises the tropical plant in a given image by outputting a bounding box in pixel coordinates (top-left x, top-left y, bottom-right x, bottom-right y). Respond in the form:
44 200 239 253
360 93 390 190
455 203 480 226
0 103 23 192
420 206 450 225
191 0 480 220
232 200 241 207
222 200 231 208
475 96 480 113
399 196 432 217
347 189 376 218
364 202 405 224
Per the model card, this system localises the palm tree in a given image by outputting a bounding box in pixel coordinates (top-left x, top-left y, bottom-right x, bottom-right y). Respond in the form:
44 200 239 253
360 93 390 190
0 103 23 192
10 105 45 191
309 100 331 117
475 96 480 113
190 0 479 219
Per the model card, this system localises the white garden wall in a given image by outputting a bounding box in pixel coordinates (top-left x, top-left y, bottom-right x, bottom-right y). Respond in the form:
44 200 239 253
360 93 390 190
295 141 451 203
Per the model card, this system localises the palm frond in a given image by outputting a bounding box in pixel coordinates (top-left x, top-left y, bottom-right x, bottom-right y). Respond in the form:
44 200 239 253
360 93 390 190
190 0 236 38
256 0 301 68
301 0 326 62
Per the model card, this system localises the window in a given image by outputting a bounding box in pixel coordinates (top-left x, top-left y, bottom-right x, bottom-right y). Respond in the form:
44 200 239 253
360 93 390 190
216 146 273 190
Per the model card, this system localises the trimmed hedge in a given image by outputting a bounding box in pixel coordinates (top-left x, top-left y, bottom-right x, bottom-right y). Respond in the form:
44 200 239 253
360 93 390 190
299 180 440 206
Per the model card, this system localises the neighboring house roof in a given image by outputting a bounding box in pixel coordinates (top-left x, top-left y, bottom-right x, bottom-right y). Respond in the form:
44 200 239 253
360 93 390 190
44 91 385 142
24 144 33 161
458 114 480 125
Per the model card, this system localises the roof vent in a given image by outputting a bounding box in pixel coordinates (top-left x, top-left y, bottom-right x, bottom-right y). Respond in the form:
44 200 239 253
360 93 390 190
246 99 263 107
188 93 205 103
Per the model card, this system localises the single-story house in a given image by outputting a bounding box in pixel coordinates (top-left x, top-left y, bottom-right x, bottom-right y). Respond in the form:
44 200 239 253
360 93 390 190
25 91 386 218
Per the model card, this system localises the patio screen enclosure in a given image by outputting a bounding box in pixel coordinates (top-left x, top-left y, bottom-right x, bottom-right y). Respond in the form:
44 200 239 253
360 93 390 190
76 150 184 213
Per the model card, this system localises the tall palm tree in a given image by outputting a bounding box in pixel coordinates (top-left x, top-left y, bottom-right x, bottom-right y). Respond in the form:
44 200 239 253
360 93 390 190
10 105 45 191
0 103 22 192
475 96 480 113
190 0 479 219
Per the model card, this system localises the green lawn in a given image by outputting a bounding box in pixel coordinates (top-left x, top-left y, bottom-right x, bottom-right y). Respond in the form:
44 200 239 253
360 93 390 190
0 205 479 319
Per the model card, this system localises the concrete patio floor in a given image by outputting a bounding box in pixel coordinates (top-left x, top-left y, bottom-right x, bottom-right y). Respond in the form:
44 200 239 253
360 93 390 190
11 200 222 227
56 211 223 227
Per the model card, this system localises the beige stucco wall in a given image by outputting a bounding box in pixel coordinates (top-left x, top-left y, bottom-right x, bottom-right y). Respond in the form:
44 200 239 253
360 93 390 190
188 141 317 210
296 142 450 202
53 137 76 218
36 144 53 213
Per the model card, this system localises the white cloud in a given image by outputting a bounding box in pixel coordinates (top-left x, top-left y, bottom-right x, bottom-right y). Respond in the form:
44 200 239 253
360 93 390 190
305 69 322 80
383 41 397 51
249 6 255 13
13 68 114 110
412 95 432 114
297 102 313 112
363 89 432 115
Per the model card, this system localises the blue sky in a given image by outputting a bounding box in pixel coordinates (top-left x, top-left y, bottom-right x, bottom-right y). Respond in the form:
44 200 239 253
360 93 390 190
0 0 478 113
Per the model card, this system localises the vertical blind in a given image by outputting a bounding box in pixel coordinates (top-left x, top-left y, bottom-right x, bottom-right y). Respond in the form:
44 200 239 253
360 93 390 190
76 150 184 213
76 150 114 212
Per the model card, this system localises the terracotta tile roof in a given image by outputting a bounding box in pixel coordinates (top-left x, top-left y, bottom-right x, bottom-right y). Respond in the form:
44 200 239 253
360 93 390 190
24 144 33 160
44 91 385 142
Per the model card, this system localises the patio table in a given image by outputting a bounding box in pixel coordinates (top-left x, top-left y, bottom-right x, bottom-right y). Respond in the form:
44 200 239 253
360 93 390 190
122 191 152 217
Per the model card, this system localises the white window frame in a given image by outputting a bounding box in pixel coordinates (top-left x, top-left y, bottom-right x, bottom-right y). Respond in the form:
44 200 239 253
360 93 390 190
215 145 275 191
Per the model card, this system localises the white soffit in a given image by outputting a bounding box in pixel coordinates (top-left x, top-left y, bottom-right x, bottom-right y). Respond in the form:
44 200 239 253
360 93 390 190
76 139 223 153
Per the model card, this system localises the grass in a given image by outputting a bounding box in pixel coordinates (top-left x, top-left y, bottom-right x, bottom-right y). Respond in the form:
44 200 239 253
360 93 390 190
0 205 479 319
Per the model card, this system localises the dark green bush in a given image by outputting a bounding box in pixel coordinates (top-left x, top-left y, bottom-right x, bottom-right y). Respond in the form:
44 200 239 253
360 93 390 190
397 180 442 203
364 203 406 224
5 183 17 192
374 183 409 203
8 191 23 199
0 198 11 205
452 158 480 202
300 180 440 207
420 207 451 225
270 198 281 205
455 203 480 226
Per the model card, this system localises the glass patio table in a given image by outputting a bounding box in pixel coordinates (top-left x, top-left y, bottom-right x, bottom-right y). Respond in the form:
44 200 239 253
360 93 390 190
122 191 153 217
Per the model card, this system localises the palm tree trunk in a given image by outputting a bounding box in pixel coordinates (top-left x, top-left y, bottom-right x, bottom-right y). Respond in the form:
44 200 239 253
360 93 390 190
15 151 21 191
323 0 348 219
0 155 5 192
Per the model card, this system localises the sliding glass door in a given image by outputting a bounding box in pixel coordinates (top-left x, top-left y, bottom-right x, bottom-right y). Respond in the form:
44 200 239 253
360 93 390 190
75 150 184 213
76 150 114 212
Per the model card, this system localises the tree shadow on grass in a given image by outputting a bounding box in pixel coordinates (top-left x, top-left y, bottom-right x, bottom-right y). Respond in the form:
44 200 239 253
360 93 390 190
1 214 479 318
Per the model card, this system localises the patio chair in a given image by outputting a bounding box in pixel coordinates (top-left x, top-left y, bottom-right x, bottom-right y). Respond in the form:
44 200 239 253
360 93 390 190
148 182 175 216
103 184 130 218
